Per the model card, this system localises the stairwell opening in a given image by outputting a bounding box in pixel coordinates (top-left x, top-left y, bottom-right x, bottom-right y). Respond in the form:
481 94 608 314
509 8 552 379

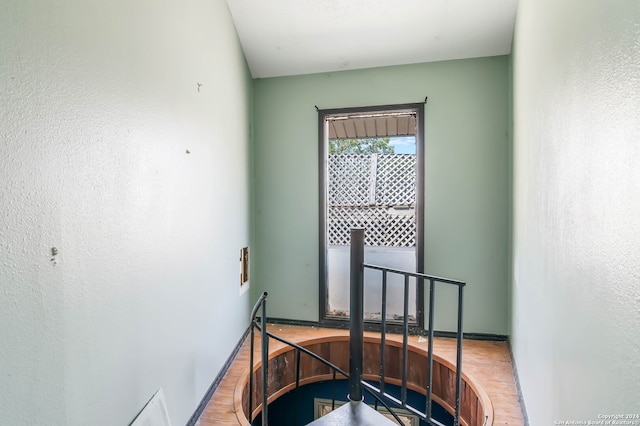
252 381 453 426
235 335 493 426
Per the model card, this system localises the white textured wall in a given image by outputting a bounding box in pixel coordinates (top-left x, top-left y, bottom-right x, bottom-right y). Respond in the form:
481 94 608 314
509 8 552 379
511 0 640 422
0 1 252 425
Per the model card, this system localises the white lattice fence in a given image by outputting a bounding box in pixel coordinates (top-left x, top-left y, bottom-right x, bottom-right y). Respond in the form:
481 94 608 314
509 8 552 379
328 207 388 246
376 154 416 205
328 153 416 247
328 154 371 206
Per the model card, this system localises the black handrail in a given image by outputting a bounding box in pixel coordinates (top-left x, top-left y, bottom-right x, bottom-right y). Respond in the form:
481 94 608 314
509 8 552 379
251 323 406 426
363 262 466 425
247 227 466 426
354 226 466 425
248 303 462 426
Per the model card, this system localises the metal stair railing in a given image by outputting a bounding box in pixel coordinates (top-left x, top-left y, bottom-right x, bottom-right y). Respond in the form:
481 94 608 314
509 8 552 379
248 227 466 426
248 292 269 426
248 292 405 425
353 228 466 426
360 267 465 426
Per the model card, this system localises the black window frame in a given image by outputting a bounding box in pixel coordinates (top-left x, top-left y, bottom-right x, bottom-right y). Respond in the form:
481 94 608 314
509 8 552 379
318 103 426 331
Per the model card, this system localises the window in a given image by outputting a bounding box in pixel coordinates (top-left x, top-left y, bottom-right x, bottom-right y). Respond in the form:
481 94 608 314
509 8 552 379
318 104 425 329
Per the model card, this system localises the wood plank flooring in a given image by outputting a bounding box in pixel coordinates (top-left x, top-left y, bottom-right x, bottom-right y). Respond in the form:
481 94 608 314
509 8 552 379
195 324 524 426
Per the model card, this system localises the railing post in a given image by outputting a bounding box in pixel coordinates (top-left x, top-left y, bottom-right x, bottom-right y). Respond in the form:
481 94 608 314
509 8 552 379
401 274 409 405
261 298 268 426
454 283 464 426
349 228 365 402
248 292 268 426
379 270 387 395
249 317 255 422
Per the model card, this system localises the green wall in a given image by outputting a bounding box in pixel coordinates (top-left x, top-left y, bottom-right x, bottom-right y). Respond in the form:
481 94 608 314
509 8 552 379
511 0 640 422
252 57 510 334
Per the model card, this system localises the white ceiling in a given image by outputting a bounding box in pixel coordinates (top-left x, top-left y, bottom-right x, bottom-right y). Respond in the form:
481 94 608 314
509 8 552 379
225 0 518 79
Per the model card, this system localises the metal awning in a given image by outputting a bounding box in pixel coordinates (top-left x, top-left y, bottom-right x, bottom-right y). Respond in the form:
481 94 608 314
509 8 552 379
328 112 416 140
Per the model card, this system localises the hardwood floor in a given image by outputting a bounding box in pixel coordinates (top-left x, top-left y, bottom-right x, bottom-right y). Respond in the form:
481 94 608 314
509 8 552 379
195 324 524 426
